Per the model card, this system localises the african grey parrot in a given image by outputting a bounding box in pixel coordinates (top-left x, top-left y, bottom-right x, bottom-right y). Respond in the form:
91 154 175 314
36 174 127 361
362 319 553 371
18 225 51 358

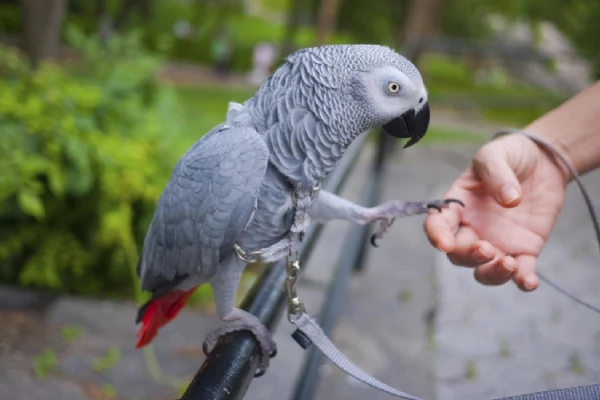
134 44 463 374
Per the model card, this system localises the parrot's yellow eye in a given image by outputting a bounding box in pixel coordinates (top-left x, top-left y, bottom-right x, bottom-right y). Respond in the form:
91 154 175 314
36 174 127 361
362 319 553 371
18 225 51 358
387 82 401 93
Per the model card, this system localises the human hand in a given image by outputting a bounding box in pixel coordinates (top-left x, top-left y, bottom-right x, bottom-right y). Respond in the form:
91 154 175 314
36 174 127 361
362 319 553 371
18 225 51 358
424 133 570 291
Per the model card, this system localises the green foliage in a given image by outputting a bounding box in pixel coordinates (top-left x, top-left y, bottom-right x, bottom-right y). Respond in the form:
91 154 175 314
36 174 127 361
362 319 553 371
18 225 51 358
259 0 291 12
33 349 58 378
60 324 84 342
187 284 214 308
440 0 495 40
335 0 405 47
174 86 255 136
99 383 118 398
548 1 600 78
91 347 122 371
465 360 478 380
148 0 354 70
0 27 187 297
0 1 20 34
420 54 473 92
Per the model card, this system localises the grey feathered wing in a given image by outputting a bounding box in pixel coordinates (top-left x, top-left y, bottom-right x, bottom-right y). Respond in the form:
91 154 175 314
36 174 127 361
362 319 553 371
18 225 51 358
137 125 269 294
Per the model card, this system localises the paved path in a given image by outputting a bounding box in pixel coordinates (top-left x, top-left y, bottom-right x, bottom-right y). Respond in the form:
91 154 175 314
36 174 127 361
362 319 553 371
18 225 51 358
2 141 599 400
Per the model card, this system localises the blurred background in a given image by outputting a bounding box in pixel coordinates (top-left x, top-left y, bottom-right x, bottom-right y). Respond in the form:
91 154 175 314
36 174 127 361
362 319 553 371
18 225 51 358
0 0 599 399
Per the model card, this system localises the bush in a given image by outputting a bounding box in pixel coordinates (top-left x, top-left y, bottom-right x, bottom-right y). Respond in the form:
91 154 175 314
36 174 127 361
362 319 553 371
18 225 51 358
0 27 187 298
165 10 355 72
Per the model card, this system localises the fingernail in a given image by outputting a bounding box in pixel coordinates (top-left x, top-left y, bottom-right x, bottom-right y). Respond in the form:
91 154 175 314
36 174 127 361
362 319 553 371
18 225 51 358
501 259 515 277
436 241 451 253
523 276 537 291
472 247 492 263
500 184 520 205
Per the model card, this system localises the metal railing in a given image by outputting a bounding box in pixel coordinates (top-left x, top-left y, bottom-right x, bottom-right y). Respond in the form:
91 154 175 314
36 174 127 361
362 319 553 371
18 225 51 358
177 129 395 400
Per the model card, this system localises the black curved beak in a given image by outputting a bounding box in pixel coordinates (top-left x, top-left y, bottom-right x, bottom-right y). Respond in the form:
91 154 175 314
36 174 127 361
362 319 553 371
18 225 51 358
381 102 430 149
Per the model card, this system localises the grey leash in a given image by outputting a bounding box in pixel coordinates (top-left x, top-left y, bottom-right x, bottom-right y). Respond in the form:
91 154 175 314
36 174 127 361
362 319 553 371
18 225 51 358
284 250 426 400
284 129 600 399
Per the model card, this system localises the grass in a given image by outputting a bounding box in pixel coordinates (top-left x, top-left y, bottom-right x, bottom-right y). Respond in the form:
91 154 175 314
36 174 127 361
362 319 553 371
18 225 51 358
174 85 255 138
91 347 122 372
422 125 487 145
421 54 568 127
422 54 562 97
33 349 58 378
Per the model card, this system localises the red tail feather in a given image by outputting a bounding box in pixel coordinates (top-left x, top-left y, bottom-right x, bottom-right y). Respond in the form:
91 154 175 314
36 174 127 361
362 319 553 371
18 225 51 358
135 288 196 348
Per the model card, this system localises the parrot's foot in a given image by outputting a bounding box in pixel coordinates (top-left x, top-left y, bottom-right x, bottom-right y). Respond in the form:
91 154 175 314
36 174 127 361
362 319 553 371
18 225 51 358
202 308 277 377
366 198 464 247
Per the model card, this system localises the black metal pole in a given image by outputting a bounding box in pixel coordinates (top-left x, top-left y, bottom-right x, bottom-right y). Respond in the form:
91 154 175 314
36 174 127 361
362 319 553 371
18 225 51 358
353 132 398 273
290 129 390 400
178 131 370 400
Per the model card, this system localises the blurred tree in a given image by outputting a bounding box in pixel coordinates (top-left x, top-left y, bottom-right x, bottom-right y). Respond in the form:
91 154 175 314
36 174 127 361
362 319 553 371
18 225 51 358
315 0 343 45
313 0 405 47
187 0 244 41
402 0 445 41
19 0 67 67
259 0 291 13
115 0 153 31
401 0 445 64
281 0 307 56
439 0 494 40
95 0 112 43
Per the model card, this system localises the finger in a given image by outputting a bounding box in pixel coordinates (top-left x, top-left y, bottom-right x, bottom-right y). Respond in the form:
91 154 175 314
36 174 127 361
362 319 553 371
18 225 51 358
472 143 523 208
512 255 539 291
473 255 517 286
423 206 461 253
446 227 496 267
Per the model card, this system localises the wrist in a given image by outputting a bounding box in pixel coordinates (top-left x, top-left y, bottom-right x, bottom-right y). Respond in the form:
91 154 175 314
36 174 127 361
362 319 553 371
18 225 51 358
490 129 573 189
522 124 574 187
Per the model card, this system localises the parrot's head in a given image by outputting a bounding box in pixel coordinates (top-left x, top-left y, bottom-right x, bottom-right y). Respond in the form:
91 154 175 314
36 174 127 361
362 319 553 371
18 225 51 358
348 46 429 148
357 61 429 149
281 44 430 149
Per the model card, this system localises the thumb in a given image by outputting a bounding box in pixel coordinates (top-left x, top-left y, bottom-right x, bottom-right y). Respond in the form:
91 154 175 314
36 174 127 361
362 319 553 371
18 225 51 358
472 143 523 208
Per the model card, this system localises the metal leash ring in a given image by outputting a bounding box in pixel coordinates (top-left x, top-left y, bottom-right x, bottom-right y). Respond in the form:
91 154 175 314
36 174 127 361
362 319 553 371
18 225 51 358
284 249 306 323
233 244 263 264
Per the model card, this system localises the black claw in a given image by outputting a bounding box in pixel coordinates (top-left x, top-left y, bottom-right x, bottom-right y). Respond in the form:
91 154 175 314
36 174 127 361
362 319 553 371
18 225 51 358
270 348 277 358
444 198 465 207
427 204 442 213
254 368 266 378
370 234 379 247
202 342 210 357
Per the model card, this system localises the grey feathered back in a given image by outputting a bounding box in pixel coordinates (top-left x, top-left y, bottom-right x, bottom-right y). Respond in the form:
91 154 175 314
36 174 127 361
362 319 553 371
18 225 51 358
138 125 269 291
